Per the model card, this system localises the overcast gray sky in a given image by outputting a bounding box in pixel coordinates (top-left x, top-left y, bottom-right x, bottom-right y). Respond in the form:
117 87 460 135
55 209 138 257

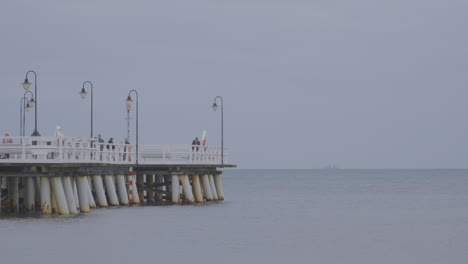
1 0 468 169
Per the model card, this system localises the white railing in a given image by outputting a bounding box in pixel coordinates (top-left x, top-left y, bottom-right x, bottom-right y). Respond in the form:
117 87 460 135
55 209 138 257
139 144 227 164
0 136 226 165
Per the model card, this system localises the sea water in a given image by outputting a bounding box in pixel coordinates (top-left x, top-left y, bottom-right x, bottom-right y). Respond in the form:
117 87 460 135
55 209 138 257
1 169 467 263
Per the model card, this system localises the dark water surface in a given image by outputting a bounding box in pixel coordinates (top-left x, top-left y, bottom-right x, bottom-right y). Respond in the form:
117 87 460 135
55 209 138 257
1 169 468 263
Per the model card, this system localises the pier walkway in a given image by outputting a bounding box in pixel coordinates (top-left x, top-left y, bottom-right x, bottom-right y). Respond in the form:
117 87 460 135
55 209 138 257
0 136 226 165
0 136 234 215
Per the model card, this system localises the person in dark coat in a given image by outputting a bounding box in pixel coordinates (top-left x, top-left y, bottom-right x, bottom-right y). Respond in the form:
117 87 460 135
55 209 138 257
107 137 115 150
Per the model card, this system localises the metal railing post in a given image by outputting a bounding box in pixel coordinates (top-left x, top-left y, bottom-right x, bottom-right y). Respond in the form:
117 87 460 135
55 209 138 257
189 145 192 163
59 137 63 161
22 136 26 160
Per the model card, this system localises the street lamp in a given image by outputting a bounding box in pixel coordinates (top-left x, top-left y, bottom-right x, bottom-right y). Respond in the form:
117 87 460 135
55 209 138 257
20 91 34 137
212 96 224 164
126 90 139 164
79 81 94 138
22 70 40 136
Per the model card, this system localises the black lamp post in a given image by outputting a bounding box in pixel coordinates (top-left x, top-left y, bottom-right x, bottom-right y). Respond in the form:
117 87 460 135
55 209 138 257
22 70 40 136
79 81 94 138
212 96 224 164
126 90 139 164
20 91 34 137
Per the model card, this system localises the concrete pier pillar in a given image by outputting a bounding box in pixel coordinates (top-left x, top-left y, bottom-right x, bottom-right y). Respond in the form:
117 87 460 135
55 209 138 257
34 177 41 207
19 178 25 211
72 177 80 209
132 177 140 204
181 175 194 204
202 174 214 201
209 174 219 200
147 174 155 202
51 177 70 215
191 175 204 203
40 177 52 214
87 176 93 192
25 176 36 211
199 177 206 199
84 176 96 208
7 177 19 213
116 175 129 205
76 176 90 213
51 187 58 214
62 176 78 214
137 175 144 202
171 175 180 204
214 174 224 200
93 175 108 207
104 175 119 206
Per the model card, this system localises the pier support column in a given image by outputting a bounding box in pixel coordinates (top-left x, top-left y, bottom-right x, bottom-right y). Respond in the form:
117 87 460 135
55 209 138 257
84 176 96 208
72 177 80 209
7 177 19 213
51 188 58 214
199 177 205 199
202 174 213 201
40 177 52 214
87 176 93 192
49 184 59 214
132 177 141 204
214 174 224 200
51 177 70 215
171 175 180 204
35 177 41 208
104 175 119 206
116 175 129 205
137 175 144 202
76 176 90 213
209 174 219 200
62 176 78 214
181 175 194 204
93 175 108 207
25 176 36 211
147 174 155 202
191 175 203 203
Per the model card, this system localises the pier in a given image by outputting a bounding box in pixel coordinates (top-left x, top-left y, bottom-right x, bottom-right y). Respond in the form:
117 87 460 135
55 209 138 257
0 135 234 214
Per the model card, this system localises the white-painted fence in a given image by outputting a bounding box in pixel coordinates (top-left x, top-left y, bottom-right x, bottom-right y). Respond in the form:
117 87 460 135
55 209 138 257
139 144 224 164
0 136 226 165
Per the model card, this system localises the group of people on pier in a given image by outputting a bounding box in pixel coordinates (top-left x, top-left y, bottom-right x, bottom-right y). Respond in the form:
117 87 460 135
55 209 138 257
0 129 134 162
96 134 131 160
97 134 130 151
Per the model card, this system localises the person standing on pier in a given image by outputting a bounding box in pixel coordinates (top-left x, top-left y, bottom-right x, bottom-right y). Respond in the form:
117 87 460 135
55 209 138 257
191 137 200 161
98 134 105 151
107 137 115 150
98 134 105 161
106 137 115 161
123 138 130 161
54 126 64 138
3 132 13 144
2 132 13 159
192 137 200 151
